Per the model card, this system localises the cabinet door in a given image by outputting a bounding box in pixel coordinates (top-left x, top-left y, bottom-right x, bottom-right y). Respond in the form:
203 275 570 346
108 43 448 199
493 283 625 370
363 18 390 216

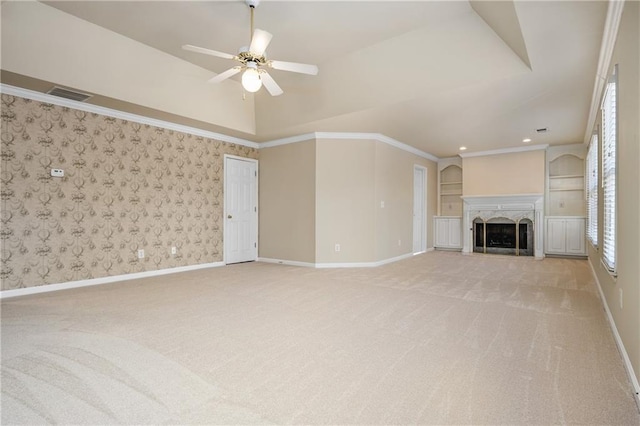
565 218 586 255
448 218 462 248
434 218 449 247
546 219 567 253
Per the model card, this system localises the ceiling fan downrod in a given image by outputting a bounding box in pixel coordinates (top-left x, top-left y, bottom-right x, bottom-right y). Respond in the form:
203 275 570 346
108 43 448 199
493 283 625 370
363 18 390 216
246 0 260 42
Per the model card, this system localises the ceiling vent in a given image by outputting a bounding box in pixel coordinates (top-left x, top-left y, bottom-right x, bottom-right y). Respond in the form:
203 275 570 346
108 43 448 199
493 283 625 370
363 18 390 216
47 86 93 102
536 127 548 133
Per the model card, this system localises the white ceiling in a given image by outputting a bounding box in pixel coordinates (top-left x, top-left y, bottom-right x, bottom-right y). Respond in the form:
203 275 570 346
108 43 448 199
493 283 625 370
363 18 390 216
23 1 608 157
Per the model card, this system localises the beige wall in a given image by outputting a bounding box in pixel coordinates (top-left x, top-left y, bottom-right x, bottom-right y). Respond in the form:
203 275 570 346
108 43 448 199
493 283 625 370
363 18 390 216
589 1 640 389
259 141 316 263
462 150 545 196
375 142 435 260
0 1 255 134
0 95 258 290
315 139 377 263
260 138 436 265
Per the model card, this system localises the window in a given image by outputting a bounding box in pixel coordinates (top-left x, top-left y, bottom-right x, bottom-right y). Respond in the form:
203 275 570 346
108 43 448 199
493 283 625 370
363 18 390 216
586 134 598 246
601 65 617 273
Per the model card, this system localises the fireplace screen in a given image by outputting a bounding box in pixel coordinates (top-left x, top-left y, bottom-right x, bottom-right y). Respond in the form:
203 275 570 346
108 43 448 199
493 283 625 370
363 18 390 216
473 218 533 256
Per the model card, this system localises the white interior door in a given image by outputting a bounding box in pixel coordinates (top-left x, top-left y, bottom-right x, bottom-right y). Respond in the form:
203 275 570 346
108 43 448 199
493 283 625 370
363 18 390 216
224 156 258 264
413 166 427 253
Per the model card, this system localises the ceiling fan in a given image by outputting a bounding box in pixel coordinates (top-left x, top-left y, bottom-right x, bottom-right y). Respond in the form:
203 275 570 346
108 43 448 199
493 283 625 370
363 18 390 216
182 0 318 96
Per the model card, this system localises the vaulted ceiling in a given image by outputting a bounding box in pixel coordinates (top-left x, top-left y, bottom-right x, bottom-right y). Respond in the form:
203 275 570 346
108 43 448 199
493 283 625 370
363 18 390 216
1 1 607 158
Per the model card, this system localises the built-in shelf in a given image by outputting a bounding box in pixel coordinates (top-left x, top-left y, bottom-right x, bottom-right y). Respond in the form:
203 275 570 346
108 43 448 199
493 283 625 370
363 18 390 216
549 174 583 179
546 146 586 218
438 162 463 216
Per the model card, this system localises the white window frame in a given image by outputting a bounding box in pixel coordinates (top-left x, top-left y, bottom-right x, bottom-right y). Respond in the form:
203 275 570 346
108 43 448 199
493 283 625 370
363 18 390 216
601 65 617 273
586 134 598 247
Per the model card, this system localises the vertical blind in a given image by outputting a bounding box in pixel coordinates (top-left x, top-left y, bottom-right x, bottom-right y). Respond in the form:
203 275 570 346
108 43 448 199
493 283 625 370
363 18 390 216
601 66 617 272
586 134 598 246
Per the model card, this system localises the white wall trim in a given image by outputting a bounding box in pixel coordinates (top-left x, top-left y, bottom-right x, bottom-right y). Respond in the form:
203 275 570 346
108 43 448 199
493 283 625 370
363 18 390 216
583 0 625 144
0 262 225 300
316 252 415 269
262 132 439 162
257 258 317 268
458 144 549 158
258 252 415 269
588 259 640 400
0 84 260 149
259 133 317 148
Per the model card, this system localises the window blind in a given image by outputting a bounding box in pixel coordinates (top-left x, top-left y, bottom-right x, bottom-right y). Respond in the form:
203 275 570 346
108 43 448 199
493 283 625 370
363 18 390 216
586 134 598 246
601 66 617 272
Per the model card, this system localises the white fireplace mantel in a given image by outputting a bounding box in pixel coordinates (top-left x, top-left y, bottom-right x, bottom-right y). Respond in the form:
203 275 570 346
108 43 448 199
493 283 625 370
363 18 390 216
461 194 544 259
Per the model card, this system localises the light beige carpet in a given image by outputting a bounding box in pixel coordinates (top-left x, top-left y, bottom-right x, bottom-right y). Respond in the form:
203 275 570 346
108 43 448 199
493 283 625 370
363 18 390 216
1 251 639 425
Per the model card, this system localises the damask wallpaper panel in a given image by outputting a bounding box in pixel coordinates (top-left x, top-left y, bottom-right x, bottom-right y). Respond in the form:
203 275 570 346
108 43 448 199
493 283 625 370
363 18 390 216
1 95 258 290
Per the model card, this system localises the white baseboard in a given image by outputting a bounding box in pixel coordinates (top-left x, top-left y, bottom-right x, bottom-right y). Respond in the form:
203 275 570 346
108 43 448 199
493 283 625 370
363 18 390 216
588 259 640 400
259 252 417 269
257 258 316 268
0 262 225 300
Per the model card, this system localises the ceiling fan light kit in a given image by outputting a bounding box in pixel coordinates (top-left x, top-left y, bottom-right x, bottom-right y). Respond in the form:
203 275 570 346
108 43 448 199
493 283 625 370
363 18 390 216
182 0 318 96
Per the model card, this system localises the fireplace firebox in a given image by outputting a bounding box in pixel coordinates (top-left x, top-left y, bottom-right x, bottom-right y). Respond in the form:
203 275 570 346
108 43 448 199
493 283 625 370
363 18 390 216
473 218 533 256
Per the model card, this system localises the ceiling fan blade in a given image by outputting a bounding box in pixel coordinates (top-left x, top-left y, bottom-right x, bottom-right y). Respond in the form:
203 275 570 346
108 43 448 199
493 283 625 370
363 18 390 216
208 67 242 84
269 60 319 76
249 29 273 57
182 44 235 60
260 71 284 96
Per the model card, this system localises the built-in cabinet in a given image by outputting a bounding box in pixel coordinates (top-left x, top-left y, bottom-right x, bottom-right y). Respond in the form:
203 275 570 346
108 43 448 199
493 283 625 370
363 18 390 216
435 158 462 250
545 217 586 255
545 145 587 256
434 217 462 249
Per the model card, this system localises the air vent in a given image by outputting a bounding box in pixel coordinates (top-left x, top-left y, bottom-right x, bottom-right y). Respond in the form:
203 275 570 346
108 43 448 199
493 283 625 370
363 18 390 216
47 86 92 102
536 127 548 133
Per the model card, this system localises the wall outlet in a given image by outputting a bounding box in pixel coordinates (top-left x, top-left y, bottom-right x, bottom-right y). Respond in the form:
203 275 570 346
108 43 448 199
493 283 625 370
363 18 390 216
137 249 145 259
335 244 341 252
398 239 402 246
50 169 64 178
380 201 385 208
619 288 623 309
171 246 177 255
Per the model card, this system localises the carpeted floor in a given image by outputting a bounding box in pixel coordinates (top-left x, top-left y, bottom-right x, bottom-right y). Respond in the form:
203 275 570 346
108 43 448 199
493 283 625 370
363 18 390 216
1 251 639 424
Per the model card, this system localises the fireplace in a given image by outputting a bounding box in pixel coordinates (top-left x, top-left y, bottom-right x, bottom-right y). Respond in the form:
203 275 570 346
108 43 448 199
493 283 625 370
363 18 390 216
461 194 544 259
473 218 533 256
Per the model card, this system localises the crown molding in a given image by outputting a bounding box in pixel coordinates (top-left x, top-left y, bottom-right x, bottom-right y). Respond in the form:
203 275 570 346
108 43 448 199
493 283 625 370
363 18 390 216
1 84 439 160
583 0 625 144
262 132 439 162
0 84 260 149
458 144 548 158
259 133 317 148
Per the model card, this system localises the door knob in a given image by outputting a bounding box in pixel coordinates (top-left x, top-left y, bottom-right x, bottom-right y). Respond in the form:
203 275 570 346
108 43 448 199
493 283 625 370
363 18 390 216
227 214 232 219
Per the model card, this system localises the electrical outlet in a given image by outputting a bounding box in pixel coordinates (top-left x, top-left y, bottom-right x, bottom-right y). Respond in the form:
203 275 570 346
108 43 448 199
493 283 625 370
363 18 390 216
398 239 402 246
380 201 385 208
50 169 64 178
137 249 145 259
171 246 177 255
335 244 341 252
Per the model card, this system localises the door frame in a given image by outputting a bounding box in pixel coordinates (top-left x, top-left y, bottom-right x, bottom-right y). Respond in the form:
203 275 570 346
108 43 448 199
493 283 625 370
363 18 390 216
223 154 259 264
413 165 427 254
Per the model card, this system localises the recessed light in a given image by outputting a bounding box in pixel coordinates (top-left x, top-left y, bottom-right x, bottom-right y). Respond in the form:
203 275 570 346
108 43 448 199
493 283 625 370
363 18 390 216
459 146 467 151
522 138 532 143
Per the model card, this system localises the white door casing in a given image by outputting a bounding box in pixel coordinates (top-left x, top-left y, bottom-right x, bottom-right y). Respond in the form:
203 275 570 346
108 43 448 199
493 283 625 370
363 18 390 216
224 155 258 264
413 166 427 253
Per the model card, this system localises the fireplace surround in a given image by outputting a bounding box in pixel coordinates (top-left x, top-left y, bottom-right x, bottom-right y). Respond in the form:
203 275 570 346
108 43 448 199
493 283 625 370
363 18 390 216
462 194 544 259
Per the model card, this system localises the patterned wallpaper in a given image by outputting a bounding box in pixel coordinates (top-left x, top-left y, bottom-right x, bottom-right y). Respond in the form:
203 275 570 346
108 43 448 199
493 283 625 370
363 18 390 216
0 94 258 290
